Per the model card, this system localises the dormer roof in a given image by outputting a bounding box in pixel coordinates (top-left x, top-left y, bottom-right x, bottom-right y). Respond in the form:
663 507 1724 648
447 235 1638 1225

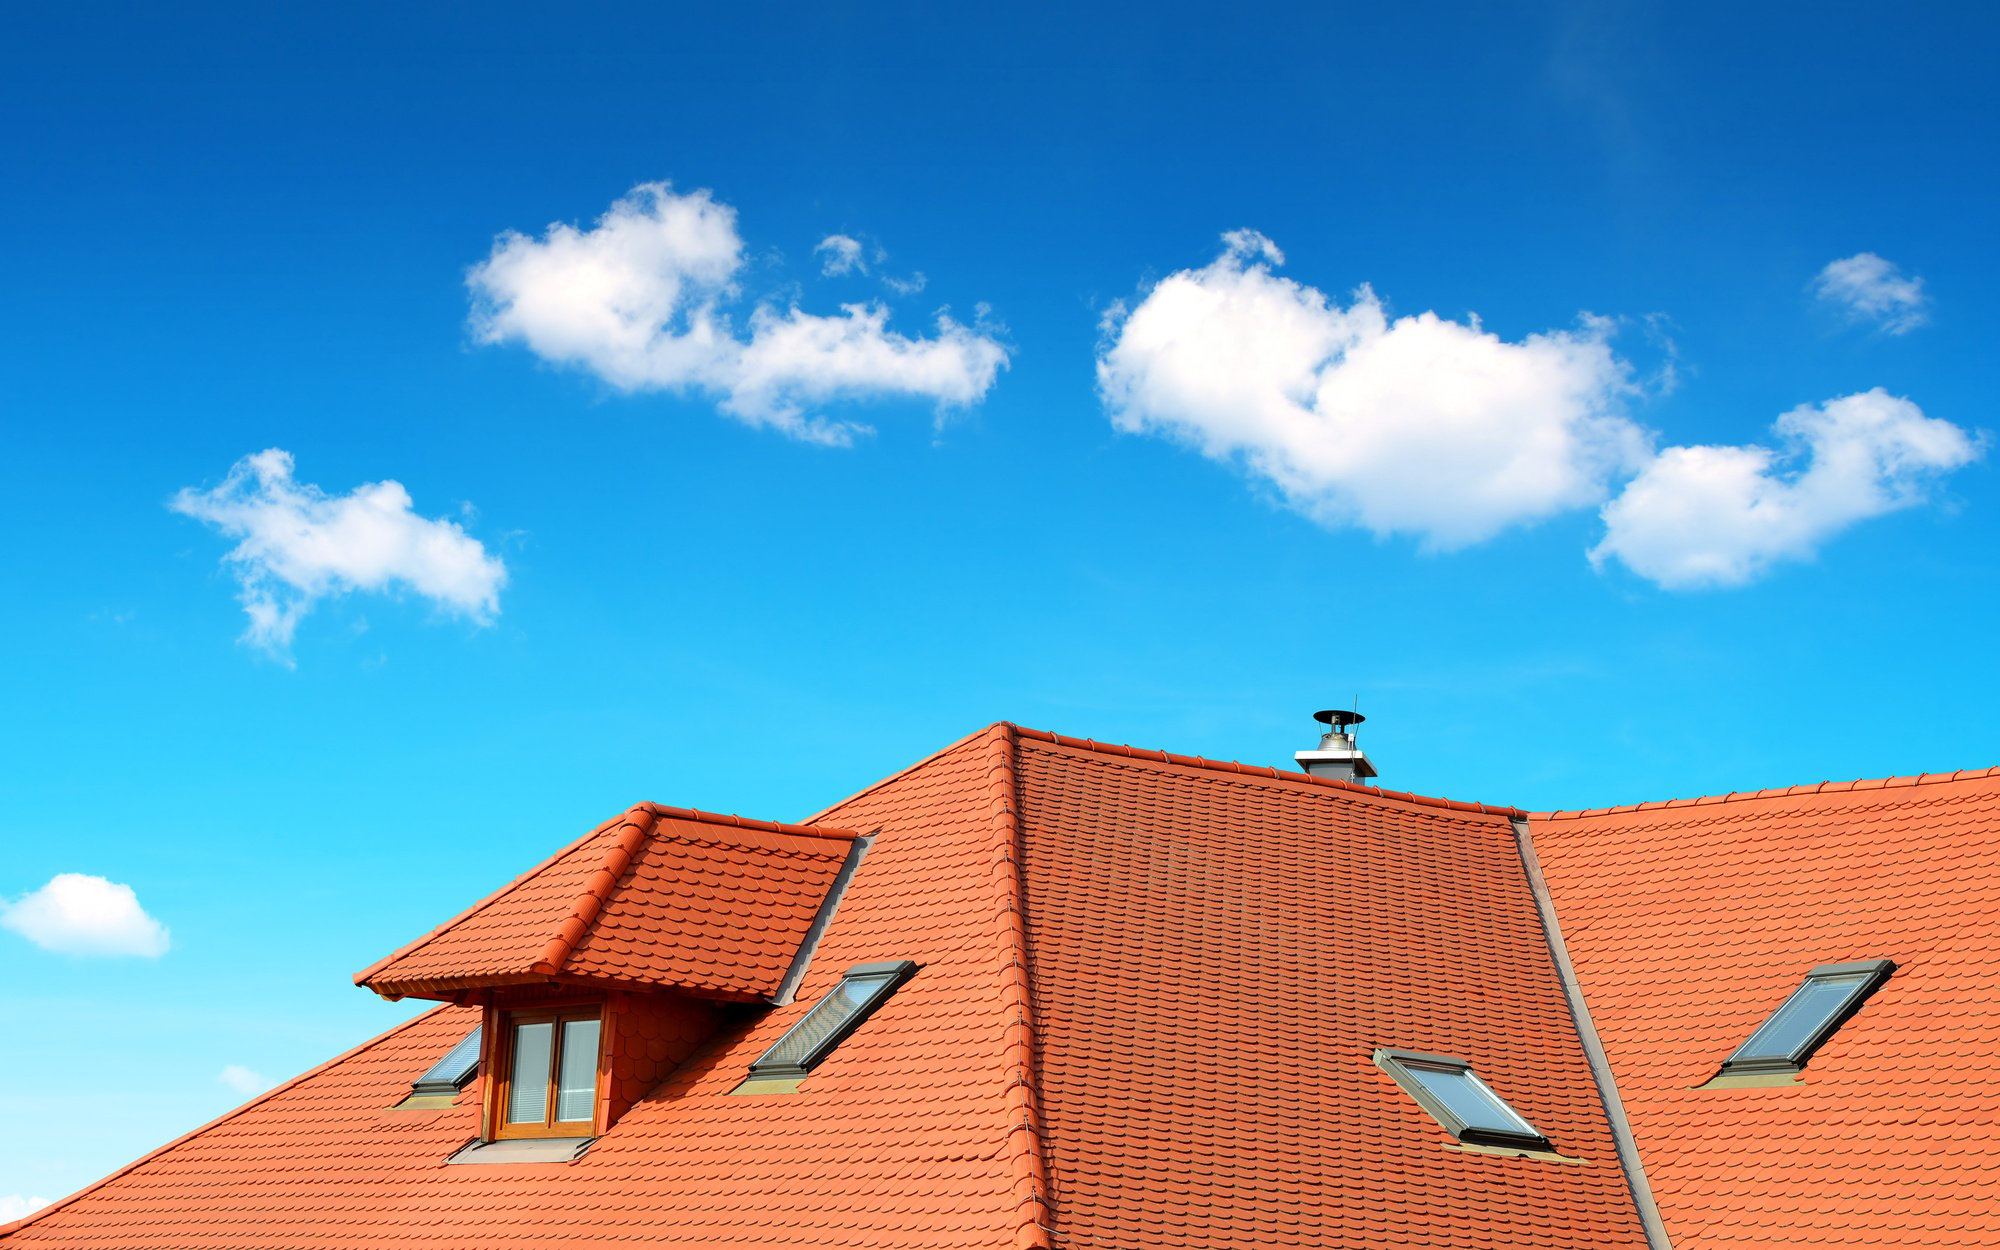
355 803 861 1003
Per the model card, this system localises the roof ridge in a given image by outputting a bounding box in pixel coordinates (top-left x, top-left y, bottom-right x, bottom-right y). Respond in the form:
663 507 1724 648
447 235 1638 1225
794 723 998 826
1011 725 1527 819
640 803 863 843
352 805 645 989
530 807 657 976
1532 763 2000 821
0 1003 459 1240
984 723 1054 1250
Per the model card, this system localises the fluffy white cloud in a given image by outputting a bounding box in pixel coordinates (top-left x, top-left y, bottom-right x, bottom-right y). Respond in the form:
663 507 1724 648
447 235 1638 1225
1591 388 1980 588
1812 252 1929 334
1 874 170 957
469 182 1007 444
815 233 864 276
171 450 506 655
1097 230 1650 549
218 1065 274 1096
0 1196 50 1223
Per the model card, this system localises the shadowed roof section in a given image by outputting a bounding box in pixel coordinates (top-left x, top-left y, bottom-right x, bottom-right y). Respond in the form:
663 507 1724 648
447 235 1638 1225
1007 729 1650 1250
1531 766 2000 1248
356 803 860 1003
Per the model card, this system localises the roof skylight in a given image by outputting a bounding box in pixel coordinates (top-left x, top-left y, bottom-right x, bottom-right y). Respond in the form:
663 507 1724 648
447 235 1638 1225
394 1026 483 1109
1720 959 1894 1076
747 961 916 1080
1373 1048 1551 1151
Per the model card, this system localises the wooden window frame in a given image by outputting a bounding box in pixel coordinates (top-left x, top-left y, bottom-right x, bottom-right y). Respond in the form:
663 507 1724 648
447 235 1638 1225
489 1003 605 1140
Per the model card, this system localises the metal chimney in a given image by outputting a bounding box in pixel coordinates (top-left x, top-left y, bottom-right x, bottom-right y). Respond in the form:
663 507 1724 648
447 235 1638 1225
1295 709 1378 784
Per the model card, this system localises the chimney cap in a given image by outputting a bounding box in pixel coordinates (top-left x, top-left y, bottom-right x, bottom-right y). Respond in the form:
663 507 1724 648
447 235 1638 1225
1313 709 1365 730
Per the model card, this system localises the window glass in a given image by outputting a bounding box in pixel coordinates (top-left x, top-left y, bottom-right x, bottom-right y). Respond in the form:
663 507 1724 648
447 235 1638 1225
1404 1062 1540 1138
757 972 898 1071
555 1018 601 1123
1731 972 1871 1062
506 1021 553 1124
412 1026 483 1095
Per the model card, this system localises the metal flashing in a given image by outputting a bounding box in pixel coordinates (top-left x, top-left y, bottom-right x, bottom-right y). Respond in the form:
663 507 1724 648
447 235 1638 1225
769 834 873 1006
445 1136 594 1165
1513 816 1675 1250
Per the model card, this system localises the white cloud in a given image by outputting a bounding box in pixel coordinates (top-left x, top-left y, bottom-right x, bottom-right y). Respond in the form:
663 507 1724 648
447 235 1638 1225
1097 230 1651 549
468 182 1007 445
218 1065 274 1096
1812 252 1930 334
815 233 865 276
0 1196 50 1223
171 450 507 656
1 874 169 957
1591 388 1981 587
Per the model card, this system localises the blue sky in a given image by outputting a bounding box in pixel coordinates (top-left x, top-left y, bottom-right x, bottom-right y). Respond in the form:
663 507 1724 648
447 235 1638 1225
2 0 1995 1213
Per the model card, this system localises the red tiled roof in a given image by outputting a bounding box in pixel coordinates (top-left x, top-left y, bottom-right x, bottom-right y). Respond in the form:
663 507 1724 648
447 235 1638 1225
1009 728 1647 1250
2 723 1651 1249
357 804 857 1002
1531 768 2000 1248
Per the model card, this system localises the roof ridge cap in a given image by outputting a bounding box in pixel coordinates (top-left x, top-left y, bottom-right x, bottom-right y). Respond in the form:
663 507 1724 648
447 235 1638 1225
1531 762 2000 821
1012 725 1526 819
529 807 657 977
984 723 1054 1250
353 804 647 989
641 803 862 843
0 1003 460 1238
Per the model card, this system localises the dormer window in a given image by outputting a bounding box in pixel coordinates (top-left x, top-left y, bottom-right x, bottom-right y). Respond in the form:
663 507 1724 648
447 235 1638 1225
1373 1048 1552 1151
1717 959 1895 1077
493 1005 602 1139
732 961 916 1094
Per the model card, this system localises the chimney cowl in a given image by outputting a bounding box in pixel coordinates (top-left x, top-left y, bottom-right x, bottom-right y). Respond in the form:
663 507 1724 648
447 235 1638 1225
1295 708 1378 784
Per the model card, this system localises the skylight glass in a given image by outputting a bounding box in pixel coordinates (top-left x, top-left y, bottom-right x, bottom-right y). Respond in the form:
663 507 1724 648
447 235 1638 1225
1721 959 1894 1075
749 960 917 1077
410 1026 483 1097
1373 1049 1551 1150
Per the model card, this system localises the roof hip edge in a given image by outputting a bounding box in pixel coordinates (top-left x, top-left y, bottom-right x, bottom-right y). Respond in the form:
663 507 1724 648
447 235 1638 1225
1531 763 2000 821
530 807 657 976
1010 725 1526 818
985 723 1056 1250
353 804 650 990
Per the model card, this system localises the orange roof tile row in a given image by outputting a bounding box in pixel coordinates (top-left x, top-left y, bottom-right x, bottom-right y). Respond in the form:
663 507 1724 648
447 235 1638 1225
1530 769 2000 1248
358 804 856 1002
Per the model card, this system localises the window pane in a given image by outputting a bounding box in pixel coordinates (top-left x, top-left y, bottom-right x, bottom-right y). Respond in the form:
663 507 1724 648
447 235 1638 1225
757 973 896 1070
412 1026 483 1095
554 1018 600 1123
505 1022 553 1124
1406 1064 1540 1137
1733 973 1870 1061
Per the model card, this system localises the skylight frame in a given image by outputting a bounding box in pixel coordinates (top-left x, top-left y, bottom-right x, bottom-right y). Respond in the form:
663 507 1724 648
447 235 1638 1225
1372 1048 1552 1151
1718 958 1895 1076
748 960 917 1079
409 1025 484 1098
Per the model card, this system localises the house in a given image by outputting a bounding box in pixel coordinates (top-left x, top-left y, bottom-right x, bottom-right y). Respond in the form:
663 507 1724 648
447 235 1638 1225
5 718 1996 1248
